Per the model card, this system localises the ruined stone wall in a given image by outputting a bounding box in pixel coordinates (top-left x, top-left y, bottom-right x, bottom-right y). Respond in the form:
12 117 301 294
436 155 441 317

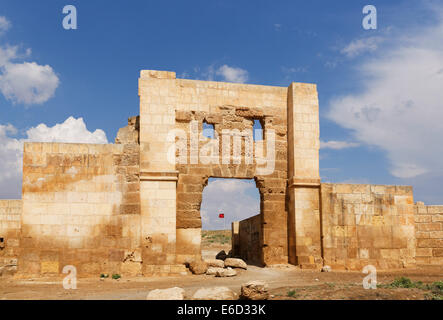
20 142 141 277
320 183 416 270
0 200 22 275
231 214 262 266
172 77 289 265
415 203 443 267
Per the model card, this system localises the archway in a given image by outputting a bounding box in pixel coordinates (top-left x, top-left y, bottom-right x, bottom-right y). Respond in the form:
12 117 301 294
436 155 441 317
199 177 260 262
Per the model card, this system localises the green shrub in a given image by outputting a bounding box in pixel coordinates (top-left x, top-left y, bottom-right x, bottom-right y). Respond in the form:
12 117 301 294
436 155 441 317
430 281 443 291
112 274 121 280
390 277 415 288
287 289 298 298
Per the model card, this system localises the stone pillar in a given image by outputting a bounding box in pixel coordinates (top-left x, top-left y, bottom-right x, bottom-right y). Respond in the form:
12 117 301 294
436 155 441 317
287 82 322 269
138 70 183 275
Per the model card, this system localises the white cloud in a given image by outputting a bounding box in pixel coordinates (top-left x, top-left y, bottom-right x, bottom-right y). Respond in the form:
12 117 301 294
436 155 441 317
0 16 59 105
0 117 108 198
26 116 107 144
201 179 260 230
340 36 384 58
185 64 249 84
320 140 360 150
0 62 59 105
215 65 249 83
0 16 11 35
328 7 443 179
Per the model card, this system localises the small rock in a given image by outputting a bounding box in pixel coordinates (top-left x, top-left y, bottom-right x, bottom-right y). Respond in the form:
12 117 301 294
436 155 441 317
204 259 225 268
206 267 225 276
189 260 208 275
321 265 332 272
216 250 228 261
192 287 238 300
240 280 269 300
147 287 185 300
215 267 237 277
224 258 247 270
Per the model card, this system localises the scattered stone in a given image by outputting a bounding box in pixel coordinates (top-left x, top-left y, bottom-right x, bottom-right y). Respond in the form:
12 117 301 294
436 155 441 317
206 267 225 276
215 250 228 261
224 258 247 269
147 287 185 300
240 281 269 300
321 265 332 272
204 259 225 268
192 287 238 300
189 260 208 275
215 267 237 277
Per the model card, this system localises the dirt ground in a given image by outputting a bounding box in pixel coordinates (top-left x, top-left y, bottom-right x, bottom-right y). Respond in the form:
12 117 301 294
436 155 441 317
0 231 442 300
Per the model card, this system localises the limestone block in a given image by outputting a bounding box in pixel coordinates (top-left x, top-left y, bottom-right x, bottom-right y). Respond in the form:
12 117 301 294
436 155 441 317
224 258 247 269
215 267 237 277
240 281 269 300
189 260 208 275
206 267 225 275
204 259 225 268
146 287 185 300
192 287 238 300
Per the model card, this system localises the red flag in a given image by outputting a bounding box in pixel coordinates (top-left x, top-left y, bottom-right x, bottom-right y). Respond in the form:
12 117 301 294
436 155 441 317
219 213 224 218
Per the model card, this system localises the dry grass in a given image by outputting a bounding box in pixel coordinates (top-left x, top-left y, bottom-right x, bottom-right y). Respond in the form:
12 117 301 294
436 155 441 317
201 229 231 246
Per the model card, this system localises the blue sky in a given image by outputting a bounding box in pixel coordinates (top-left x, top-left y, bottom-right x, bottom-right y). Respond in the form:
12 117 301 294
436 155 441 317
1 1 443 229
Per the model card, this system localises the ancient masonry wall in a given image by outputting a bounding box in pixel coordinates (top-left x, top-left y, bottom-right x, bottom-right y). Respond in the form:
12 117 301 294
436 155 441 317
0 200 22 275
19 142 142 276
139 71 292 266
320 183 416 270
231 214 262 266
1 69 441 276
415 203 443 267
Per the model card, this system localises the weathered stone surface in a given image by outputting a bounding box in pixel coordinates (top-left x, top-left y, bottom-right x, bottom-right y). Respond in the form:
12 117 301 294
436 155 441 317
206 267 225 276
204 259 225 268
115 116 139 144
224 258 247 269
192 287 238 300
189 260 208 275
215 267 237 277
240 281 269 300
147 287 185 300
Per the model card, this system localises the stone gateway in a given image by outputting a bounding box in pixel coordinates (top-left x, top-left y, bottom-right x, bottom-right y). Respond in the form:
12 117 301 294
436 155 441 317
0 70 441 277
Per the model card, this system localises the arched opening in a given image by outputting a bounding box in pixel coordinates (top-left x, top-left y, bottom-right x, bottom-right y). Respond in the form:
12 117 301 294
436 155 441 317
200 177 260 262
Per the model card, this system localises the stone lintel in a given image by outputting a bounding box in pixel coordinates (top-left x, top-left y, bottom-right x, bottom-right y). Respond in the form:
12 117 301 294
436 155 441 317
140 171 179 182
288 176 321 188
